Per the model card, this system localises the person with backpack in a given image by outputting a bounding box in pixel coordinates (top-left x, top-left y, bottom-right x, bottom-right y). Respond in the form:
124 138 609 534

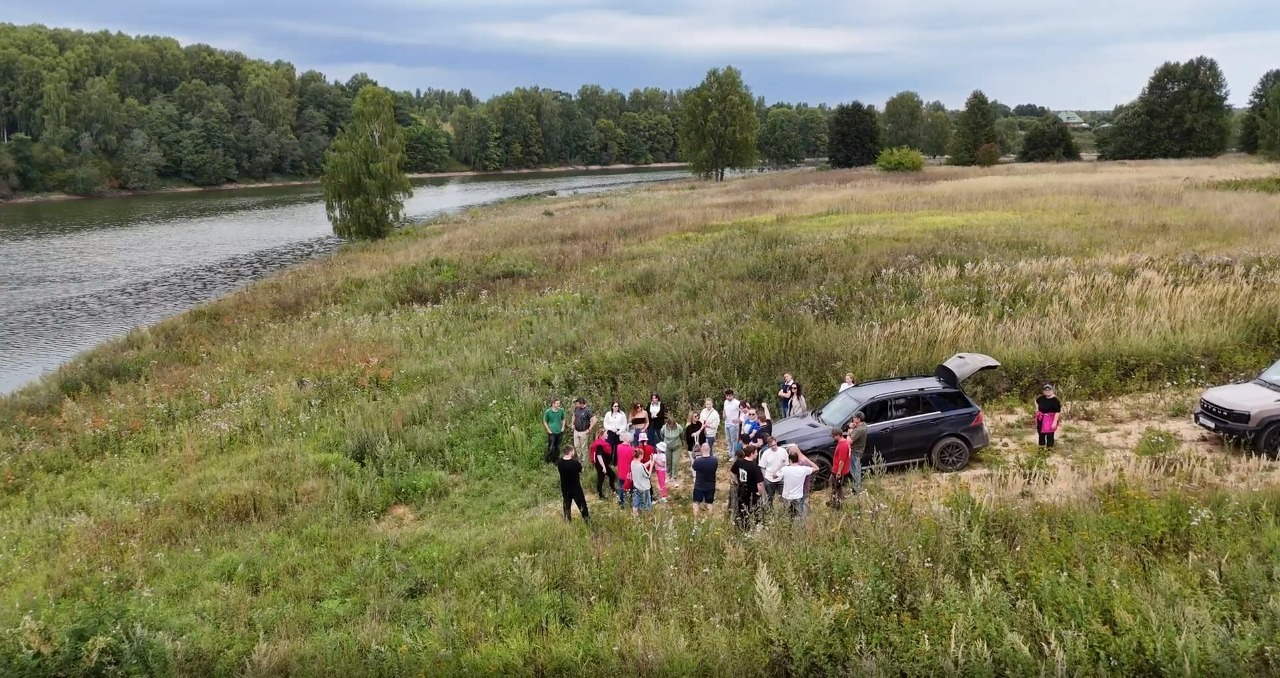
556 446 589 523
630 449 654 516
571 398 597 462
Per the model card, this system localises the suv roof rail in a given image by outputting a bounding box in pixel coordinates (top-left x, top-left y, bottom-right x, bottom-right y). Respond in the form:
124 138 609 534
857 375 940 387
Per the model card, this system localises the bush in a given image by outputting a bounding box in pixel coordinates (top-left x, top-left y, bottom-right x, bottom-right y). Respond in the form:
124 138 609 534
1018 115 1082 162
1135 427 1180 457
975 143 1001 167
876 147 925 172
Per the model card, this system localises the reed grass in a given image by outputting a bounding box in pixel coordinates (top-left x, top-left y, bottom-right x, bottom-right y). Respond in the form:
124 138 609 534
3 157 1280 674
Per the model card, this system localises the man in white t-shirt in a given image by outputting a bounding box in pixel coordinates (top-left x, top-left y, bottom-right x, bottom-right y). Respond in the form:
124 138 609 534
758 437 788 506
779 446 817 519
722 389 741 456
699 398 721 455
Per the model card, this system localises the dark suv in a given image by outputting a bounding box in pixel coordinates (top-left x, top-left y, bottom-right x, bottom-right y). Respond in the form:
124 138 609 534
771 353 999 479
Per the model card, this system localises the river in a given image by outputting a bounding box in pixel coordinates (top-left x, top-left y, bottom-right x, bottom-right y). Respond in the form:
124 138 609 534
0 167 689 395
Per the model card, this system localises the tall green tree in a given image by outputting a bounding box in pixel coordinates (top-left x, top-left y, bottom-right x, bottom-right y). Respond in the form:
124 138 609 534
117 128 165 188
1258 83 1280 159
403 123 451 173
948 90 998 166
1017 115 1081 162
321 86 411 241
678 66 758 181
921 111 951 159
759 107 803 168
1012 103 1049 117
797 107 828 158
1240 69 1280 154
995 117 1021 156
881 91 924 150
1098 56 1231 160
828 102 880 168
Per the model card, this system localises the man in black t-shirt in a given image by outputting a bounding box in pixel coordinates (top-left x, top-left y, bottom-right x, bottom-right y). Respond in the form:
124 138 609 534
556 446 589 523
691 443 718 521
730 445 765 529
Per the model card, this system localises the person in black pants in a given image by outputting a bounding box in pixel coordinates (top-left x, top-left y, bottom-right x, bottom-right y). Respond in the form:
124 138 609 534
557 446 589 522
589 434 616 499
1035 384 1062 448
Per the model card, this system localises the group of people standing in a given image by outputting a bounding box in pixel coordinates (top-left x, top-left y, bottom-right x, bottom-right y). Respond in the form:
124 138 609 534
548 373 1066 525
545 373 869 524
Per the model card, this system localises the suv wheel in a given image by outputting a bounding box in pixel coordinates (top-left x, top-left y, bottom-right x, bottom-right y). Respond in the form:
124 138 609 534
809 452 833 491
1255 424 1280 459
931 436 971 472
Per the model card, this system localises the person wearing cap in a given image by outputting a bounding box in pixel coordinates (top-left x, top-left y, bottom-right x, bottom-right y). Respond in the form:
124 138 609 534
654 442 670 503
571 398 597 462
1035 384 1062 448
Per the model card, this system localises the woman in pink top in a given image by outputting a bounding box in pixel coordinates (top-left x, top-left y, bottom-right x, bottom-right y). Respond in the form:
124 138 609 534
654 442 670 502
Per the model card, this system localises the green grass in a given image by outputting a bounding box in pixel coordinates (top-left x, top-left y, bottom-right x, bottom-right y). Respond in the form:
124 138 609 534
1211 175 1280 193
4 158 1280 674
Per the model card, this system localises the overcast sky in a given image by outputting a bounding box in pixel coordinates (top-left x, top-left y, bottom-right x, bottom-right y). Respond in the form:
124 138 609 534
10 0 1279 109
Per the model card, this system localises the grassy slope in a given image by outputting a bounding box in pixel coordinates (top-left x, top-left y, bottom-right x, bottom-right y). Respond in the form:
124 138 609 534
3 158 1280 674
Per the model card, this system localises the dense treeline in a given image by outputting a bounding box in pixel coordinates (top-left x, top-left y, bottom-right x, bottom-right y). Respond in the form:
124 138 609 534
0 22 1273 197
0 24 832 197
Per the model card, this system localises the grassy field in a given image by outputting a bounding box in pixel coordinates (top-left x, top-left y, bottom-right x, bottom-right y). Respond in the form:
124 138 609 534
3 157 1280 675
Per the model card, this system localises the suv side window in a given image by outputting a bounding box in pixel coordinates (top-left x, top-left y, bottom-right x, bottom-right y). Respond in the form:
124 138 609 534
860 399 890 424
928 391 972 412
886 395 939 420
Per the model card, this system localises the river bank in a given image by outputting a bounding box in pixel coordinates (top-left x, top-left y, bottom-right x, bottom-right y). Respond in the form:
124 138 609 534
3 158 1280 673
0 162 689 206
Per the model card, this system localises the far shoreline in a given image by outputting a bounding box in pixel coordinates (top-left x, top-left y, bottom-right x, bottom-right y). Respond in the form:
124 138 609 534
0 162 690 207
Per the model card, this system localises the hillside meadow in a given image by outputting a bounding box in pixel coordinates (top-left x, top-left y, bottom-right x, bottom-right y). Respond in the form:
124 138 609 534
3 157 1280 674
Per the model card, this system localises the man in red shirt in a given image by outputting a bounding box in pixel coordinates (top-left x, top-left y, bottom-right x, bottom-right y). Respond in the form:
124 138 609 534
829 427 851 509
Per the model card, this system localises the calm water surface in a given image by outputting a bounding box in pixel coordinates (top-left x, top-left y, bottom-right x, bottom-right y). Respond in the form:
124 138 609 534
0 168 688 394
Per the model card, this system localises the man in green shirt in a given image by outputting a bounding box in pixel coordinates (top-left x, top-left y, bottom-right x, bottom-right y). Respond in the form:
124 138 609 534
544 398 566 463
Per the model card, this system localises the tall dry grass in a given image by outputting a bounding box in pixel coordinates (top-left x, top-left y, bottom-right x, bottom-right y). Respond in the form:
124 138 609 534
2 157 1280 673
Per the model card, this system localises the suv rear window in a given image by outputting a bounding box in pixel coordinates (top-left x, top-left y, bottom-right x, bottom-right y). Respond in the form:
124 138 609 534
928 391 973 412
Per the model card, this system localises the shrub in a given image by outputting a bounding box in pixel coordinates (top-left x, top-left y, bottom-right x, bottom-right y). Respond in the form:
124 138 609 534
1018 115 1082 162
1135 427 1180 457
975 143 1002 167
876 147 925 172
1211 176 1280 193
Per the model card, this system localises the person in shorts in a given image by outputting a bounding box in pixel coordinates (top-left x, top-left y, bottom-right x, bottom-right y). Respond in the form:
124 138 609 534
691 443 718 520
